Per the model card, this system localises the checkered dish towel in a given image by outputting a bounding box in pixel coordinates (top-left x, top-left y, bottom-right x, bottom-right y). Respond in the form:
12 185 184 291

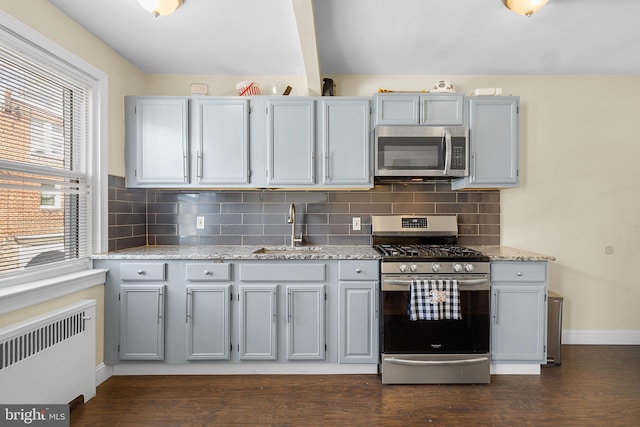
408 279 462 321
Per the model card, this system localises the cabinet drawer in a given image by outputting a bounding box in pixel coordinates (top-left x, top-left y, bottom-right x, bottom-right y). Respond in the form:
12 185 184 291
491 261 546 283
121 262 166 281
186 263 231 281
239 263 325 282
339 260 379 281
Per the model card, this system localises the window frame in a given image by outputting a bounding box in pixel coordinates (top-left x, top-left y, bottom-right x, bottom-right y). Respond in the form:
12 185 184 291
0 11 108 293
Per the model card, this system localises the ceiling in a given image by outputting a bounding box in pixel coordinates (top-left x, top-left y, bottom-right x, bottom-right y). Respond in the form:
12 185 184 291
49 0 640 76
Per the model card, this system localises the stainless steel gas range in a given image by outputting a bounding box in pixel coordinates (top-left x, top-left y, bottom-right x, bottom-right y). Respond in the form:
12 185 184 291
372 215 491 385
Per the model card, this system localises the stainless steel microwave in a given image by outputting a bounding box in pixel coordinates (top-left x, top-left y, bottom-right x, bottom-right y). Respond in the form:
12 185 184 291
374 126 469 178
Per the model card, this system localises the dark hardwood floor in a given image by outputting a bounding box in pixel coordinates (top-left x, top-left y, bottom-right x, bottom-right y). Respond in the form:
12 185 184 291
71 345 640 426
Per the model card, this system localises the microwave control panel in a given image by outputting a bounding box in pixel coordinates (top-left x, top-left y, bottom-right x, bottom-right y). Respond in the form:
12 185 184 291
451 138 467 170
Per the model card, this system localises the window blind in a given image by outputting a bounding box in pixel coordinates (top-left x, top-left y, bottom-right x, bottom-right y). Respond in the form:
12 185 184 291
0 46 90 274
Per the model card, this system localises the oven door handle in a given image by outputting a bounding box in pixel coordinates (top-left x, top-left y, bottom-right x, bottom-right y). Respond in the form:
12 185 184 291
384 278 489 286
386 356 489 366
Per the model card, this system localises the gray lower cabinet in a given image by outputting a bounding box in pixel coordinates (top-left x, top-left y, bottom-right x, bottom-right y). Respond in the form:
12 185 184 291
237 284 279 360
96 258 379 368
491 261 548 363
119 283 165 361
185 262 232 360
117 262 167 361
238 263 327 361
338 260 379 364
286 284 326 360
186 284 231 360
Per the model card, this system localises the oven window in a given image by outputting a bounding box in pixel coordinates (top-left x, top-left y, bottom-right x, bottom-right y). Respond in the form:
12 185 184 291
382 289 490 354
378 137 444 170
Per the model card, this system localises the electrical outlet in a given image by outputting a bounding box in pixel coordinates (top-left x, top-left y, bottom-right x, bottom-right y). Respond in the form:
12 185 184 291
352 217 361 231
196 216 205 229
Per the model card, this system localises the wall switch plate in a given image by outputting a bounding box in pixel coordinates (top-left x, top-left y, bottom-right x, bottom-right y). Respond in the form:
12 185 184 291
352 217 361 231
196 216 205 229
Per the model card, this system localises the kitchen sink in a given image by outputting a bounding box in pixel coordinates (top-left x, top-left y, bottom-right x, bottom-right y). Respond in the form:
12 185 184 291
252 246 324 254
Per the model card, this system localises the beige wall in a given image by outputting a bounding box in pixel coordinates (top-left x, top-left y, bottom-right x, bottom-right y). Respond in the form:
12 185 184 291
1 2 638 337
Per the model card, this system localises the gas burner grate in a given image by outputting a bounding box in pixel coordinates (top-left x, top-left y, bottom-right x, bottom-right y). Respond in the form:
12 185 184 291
373 244 485 259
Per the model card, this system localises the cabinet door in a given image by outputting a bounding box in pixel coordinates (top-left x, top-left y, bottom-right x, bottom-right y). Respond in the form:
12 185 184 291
126 97 189 186
338 281 379 364
419 94 464 125
267 99 315 185
454 97 519 189
374 94 419 126
320 99 372 187
491 285 546 362
193 98 250 186
186 284 231 360
119 284 165 360
286 285 326 360
238 284 278 360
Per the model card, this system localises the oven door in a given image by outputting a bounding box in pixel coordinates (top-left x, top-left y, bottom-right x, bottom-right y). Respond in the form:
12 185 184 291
374 126 468 177
381 275 490 354
380 274 491 384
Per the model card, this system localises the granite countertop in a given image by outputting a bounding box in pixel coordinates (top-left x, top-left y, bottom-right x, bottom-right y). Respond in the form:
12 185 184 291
91 245 381 261
92 245 554 262
470 246 556 262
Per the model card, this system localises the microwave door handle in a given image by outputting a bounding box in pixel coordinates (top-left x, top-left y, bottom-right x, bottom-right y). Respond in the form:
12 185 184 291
443 128 452 176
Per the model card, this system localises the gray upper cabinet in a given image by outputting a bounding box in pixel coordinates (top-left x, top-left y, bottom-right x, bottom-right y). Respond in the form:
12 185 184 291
125 97 189 187
192 98 251 187
491 261 547 363
266 98 315 186
125 95 372 189
452 96 519 190
320 98 372 187
374 93 464 126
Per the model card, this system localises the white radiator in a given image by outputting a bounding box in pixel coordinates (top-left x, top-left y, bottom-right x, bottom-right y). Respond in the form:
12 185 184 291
0 299 96 404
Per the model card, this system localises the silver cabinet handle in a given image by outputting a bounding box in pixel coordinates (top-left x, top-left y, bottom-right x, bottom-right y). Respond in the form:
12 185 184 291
355 268 362 274
197 151 203 180
137 270 144 275
516 271 523 276
204 270 212 276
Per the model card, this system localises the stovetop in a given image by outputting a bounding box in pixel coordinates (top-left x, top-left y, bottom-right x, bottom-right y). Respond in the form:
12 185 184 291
373 244 489 262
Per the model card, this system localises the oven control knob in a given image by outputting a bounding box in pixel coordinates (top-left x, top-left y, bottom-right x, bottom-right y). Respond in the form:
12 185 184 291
465 263 475 272
410 264 418 272
399 264 408 273
432 264 441 272
453 263 463 273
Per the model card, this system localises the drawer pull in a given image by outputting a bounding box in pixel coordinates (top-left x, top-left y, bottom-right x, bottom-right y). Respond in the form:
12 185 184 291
355 268 362 274
204 270 212 276
516 271 523 276
137 270 145 275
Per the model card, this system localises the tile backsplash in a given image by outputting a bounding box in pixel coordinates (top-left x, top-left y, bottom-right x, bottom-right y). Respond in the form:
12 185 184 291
108 175 500 251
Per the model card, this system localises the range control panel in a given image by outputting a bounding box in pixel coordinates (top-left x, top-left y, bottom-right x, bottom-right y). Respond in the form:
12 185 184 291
401 217 428 228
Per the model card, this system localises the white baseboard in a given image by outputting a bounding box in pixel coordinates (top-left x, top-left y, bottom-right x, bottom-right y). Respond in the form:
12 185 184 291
111 363 378 376
95 363 113 386
491 364 540 375
562 329 640 345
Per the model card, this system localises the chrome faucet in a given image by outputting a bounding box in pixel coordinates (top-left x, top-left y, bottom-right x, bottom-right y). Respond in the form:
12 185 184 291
287 203 303 247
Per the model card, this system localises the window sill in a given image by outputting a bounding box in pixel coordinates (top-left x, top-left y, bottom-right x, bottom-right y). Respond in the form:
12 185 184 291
0 268 107 315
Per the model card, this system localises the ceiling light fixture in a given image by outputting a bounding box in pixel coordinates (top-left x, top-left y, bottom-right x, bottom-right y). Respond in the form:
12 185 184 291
136 0 183 17
502 0 549 17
